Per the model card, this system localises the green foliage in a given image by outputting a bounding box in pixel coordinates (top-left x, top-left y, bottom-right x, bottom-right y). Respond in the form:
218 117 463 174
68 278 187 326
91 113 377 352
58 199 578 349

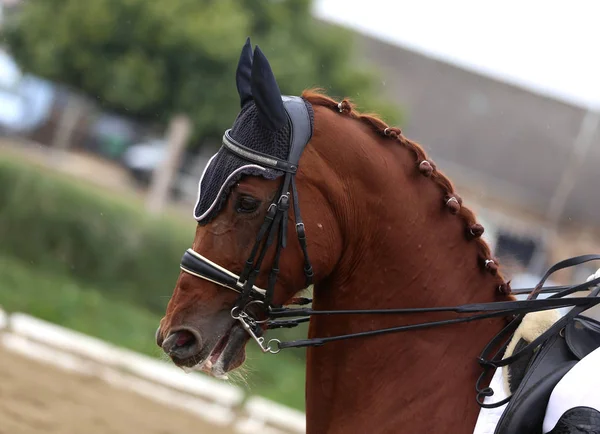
0 155 309 409
3 0 400 146
0 155 194 313
0 254 162 357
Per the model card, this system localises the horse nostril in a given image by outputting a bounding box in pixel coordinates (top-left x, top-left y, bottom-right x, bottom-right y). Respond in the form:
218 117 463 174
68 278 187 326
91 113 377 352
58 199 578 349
155 326 163 347
161 328 203 360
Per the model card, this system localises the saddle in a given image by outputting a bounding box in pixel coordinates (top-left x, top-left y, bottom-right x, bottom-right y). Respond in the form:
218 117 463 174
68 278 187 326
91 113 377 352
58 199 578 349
494 313 600 434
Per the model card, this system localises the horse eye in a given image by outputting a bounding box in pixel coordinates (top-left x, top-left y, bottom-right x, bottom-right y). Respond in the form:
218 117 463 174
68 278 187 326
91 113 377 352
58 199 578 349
236 196 260 214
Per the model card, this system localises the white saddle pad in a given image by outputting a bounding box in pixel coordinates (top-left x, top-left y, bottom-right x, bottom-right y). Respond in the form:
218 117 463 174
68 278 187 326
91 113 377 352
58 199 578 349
472 367 509 434
542 345 600 433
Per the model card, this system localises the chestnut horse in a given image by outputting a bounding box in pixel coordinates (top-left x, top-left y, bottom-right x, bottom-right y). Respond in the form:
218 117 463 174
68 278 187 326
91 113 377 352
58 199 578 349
156 41 600 433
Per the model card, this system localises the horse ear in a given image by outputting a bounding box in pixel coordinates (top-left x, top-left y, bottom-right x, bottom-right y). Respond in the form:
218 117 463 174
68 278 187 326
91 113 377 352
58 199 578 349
251 46 286 131
236 37 253 108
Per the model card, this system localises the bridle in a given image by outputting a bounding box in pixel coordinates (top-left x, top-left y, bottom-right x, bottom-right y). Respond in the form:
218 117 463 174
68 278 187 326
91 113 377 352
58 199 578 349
179 95 600 404
181 95 315 354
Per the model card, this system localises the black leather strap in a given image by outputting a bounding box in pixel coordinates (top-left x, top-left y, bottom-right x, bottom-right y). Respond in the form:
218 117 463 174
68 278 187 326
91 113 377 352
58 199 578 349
291 176 313 287
224 96 314 314
269 291 600 318
511 285 577 295
239 203 279 284
528 254 600 300
223 130 299 173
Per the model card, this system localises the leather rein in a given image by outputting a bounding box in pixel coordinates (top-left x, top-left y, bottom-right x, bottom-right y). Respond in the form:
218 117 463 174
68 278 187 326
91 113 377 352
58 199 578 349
181 97 600 405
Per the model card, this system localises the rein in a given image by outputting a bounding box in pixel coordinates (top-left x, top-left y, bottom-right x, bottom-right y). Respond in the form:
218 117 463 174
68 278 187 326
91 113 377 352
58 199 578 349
266 255 600 348
239 260 600 355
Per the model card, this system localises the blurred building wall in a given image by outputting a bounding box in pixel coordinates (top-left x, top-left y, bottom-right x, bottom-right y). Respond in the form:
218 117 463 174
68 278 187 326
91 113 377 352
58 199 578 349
351 31 600 280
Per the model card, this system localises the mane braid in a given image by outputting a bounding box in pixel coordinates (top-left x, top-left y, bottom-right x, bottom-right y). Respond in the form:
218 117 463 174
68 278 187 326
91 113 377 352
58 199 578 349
301 88 510 294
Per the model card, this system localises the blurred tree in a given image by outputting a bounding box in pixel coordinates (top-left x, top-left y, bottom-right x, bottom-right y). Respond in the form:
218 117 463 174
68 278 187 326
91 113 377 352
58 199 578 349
3 0 400 149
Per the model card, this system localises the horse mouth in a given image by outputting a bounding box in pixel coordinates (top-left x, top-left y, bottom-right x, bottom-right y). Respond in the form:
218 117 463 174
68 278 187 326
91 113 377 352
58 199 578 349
174 324 247 378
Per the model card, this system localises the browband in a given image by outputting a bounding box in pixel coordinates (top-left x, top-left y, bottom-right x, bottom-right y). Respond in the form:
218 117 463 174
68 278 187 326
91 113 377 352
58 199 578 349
223 130 298 173
221 96 313 173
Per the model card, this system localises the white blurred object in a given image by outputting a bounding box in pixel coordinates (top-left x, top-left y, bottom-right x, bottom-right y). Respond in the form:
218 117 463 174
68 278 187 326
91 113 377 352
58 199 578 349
0 50 24 128
586 268 600 283
0 305 6 330
236 396 306 434
122 139 166 171
583 267 600 321
0 49 55 134
0 49 20 87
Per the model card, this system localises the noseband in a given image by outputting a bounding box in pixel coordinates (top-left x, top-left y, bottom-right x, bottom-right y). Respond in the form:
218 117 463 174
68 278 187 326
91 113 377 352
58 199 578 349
180 95 314 353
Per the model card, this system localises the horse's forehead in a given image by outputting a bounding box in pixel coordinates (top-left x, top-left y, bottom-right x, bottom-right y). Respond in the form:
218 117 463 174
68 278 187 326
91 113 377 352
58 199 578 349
238 176 278 194
193 102 292 225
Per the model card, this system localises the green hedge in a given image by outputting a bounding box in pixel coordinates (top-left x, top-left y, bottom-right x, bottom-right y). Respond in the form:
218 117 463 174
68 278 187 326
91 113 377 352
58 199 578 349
0 253 162 357
0 154 309 410
0 155 194 312
0 253 307 410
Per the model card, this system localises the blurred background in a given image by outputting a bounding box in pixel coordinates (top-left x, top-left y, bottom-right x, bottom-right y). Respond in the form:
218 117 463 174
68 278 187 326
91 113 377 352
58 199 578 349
0 0 599 433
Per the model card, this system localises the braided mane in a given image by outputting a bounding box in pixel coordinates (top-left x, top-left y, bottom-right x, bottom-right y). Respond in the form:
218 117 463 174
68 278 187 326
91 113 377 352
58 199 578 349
302 88 510 294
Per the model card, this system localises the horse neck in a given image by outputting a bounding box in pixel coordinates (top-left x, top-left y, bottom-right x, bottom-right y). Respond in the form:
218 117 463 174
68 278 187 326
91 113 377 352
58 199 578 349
304 119 510 434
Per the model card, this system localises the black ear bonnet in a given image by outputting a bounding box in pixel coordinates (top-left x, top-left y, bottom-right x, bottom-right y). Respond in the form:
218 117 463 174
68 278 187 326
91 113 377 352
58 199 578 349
194 38 314 224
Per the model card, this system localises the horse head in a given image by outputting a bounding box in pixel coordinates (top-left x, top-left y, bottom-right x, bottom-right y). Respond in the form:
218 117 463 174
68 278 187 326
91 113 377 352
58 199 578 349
156 38 520 433
156 39 344 376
